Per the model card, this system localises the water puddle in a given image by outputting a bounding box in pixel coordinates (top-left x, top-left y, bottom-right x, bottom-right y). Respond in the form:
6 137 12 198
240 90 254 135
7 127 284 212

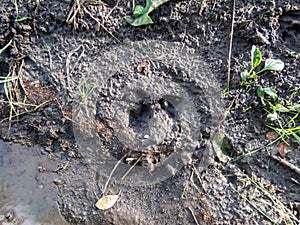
0 140 69 225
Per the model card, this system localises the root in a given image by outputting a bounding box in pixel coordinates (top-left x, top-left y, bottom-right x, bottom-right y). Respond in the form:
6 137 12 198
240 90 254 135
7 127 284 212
270 155 300 175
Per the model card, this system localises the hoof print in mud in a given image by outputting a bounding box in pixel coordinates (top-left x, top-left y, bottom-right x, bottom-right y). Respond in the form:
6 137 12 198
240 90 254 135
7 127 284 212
279 10 300 53
73 41 223 186
68 40 223 225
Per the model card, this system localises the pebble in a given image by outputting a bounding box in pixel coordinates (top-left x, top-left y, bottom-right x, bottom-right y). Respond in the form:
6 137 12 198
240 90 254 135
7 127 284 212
21 24 32 31
5 210 15 222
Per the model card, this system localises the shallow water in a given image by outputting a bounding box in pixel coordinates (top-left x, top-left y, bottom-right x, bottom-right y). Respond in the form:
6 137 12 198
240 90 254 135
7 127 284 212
0 140 69 225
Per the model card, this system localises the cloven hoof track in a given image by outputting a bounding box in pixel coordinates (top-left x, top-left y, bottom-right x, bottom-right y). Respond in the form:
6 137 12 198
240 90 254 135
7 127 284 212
72 40 224 186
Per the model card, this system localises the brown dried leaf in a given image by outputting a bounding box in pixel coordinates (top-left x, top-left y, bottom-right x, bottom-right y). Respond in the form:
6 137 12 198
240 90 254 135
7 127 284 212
95 194 119 210
137 59 148 73
277 142 289 159
266 131 279 140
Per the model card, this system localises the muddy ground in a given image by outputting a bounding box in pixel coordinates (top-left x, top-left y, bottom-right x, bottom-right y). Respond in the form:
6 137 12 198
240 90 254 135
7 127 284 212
0 0 299 224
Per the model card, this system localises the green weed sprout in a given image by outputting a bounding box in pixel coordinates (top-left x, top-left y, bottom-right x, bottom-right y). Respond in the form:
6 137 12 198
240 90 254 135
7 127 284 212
78 77 97 105
125 0 171 26
266 103 300 144
257 86 278 105
257 86 300 144
240 46 284 86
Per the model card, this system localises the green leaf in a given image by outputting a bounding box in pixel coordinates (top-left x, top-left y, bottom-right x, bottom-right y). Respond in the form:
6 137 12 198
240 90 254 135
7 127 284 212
212 132 231 163
133 5 146 17
264 59 285 71
249 71 257 79
151 0 171 9
16 17 29 22
125 14 154 26
267 112 278 121
257 59 284 74
292 132 300 143
288 103 300 111
241 70 249 83
251 45 262 70
257 87 277 100
124 16 134 24
273 103 289 113
263 87 278 100
257 86 265 98
125 0 171 26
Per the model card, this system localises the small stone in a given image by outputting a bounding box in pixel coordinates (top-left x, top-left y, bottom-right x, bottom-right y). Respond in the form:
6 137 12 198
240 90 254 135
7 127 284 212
53 179 62 185
5 210 15 222
21 24 32 31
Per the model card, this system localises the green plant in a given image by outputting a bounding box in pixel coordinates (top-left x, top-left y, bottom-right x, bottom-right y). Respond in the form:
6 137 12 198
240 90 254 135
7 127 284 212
257 86 300 144
265 103 300 144
230 173 299 225
78 77 97 105
257 86 278 105
0 40 13 55
240 46 284 86
13 0 29 22
125 0 171 26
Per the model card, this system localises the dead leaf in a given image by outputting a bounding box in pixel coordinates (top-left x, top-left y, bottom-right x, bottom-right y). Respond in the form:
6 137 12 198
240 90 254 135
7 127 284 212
137 59 148 73
261 178 275 192
95 194 119 210
212 131 231 163
266 131 279 140
277 142 289 159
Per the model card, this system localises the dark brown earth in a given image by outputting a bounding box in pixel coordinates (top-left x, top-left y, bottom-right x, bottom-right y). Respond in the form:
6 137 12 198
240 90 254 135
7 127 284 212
0 0 299 224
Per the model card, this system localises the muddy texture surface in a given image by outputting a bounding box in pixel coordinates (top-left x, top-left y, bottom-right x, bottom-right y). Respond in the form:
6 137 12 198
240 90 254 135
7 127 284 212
0 0 299 224
0 140 68 225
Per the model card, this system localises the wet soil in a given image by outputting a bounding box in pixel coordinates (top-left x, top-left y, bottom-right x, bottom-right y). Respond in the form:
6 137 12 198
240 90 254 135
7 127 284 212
0 140 68 225
0 0 299 224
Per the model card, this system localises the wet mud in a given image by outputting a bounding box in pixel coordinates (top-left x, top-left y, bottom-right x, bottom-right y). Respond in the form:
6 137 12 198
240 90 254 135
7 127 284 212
0 140 68 225
0 0 299 224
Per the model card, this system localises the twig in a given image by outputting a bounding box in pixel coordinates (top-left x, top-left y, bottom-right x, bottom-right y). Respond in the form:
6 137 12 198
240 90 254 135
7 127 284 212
188 207 200 225
270 155 300 175
66 45 84 90
227 0 236 89
192 165 203 188
230 184 279 224
218 92 239 129
105 0 120 20
0 100 51 123
121 155 142 180
66 0 82 28
82 6 120 42
13 0 19 20
16 59 28 103
33 0 40 31
102 153 128 195
0 39 13 55
231 137 280 162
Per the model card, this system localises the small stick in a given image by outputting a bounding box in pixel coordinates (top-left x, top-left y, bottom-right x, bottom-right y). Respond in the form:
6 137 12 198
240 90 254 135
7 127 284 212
102 153 128 194
0 100 51 123
270 155 300 175
218 92 239 129
66 45 84 90
105 0 120 20
227 0 236 89
82 6 120 42
0 39 13 54
121 154 142 180
192 165 203 187
188 207 200 225
66 0 81 26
